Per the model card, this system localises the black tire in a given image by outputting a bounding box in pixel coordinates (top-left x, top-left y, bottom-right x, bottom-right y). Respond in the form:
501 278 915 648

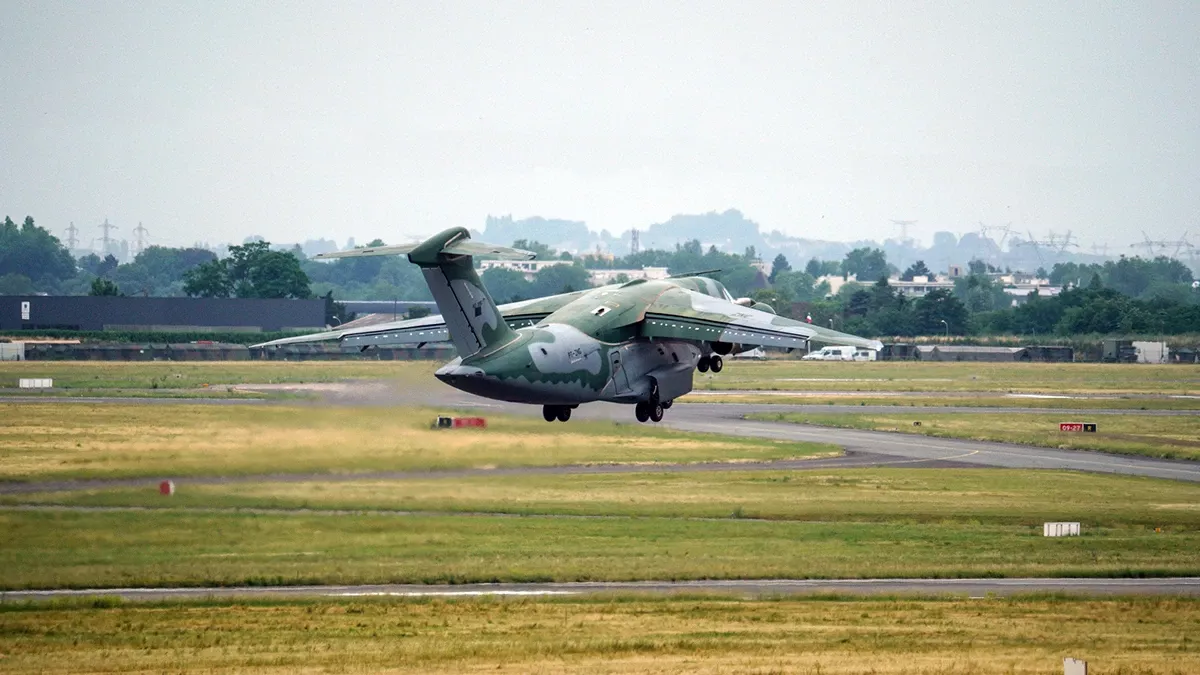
697 356 710 373
710 355 724 373
635 401 650 423
649 402 664 422
661 399 673 409
542 406 556 422
556 407 571 422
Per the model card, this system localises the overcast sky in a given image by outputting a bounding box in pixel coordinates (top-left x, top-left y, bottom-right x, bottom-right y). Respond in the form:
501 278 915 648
2 1 1197 250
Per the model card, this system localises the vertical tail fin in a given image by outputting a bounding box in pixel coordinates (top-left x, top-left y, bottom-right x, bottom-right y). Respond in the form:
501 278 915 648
312 227 533 358
407 228 528 358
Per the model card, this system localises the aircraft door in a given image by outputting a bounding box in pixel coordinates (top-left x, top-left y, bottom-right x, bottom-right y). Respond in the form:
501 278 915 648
609 349 631 394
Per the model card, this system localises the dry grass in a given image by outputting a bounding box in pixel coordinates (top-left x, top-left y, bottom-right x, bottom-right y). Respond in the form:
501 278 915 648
698 360 1200 395
0 360 439 391
13 469 1200 529
752 411 1200 461
686 392 1200 410
1 596 1197 673
0 403 834 481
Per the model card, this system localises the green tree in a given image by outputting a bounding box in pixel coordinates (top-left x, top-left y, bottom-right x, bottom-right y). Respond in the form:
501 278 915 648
769 254 790 283
89 277 122 296
914 288 968 335
0 216 76 290
182 259 231 298
842 248 889 282
184 242 312 299
900 260 931 281
0 273 35 295
805 258 841 278
481 267 534 304
530 263 591 297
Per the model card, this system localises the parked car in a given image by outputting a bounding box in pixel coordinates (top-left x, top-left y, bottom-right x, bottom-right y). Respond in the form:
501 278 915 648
801 346 877 361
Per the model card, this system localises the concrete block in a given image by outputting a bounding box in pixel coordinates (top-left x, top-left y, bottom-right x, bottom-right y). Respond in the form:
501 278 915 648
1064 657 1087 674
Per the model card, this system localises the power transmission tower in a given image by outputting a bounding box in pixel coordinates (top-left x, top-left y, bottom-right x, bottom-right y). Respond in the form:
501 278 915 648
64 222 79 251
1056 230 1079 254
97 218 118 255
132 222 149 255
1129 231 1170 257
1090 243 1109 256
891 219 917 245
630 229 641 255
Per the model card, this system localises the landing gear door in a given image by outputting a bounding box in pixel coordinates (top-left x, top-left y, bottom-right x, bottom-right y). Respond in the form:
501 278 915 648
609 349 630 394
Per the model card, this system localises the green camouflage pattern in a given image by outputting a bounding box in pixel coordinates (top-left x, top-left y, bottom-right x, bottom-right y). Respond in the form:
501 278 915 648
255 228 882 417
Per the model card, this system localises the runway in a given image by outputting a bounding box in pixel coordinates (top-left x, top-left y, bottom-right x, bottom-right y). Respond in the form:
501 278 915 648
5 577 1199 602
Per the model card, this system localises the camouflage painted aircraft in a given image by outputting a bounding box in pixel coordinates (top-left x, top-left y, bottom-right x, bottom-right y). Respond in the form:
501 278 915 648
256 227 882 423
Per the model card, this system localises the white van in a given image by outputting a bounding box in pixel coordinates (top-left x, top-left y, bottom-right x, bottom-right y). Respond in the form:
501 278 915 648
801 346 877 361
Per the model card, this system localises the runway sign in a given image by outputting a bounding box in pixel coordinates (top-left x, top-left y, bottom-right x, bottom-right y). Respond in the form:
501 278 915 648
159 480 175 496
1059 422 1097 432
433 416 487 429
18 378 53 388
1044 522 1081 537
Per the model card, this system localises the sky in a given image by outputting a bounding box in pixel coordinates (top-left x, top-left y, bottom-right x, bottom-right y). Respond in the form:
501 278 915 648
2 1 1198 251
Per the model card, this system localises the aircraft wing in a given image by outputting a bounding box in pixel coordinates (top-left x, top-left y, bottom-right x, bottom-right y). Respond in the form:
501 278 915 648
640 287 884 352
251 290 588 349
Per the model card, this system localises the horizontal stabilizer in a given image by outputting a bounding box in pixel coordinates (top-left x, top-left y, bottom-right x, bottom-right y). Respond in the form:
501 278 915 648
314 238 535 261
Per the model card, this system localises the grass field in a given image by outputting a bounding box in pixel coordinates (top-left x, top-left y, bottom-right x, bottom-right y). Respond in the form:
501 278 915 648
6 360 1200 398
686 391 1200 410
0 361 439 391
4 467 1199 588
749 411 1200 461
698 360 1200 395
2 596 1197 674
0 404 833 482
9 469 1200 527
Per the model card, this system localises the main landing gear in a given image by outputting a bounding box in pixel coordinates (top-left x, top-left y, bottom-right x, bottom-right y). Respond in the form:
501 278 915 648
542 405 572 422
634 379 670 423
697 354 723 373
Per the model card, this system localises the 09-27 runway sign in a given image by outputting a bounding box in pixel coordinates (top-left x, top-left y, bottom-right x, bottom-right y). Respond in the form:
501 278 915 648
1059 422 1097 433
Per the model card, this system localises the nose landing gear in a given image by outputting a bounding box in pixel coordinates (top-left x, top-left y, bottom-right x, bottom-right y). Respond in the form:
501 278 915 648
697 354 723 373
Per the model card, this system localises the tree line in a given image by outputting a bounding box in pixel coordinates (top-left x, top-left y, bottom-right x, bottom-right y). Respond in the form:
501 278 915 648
4 213 1198 336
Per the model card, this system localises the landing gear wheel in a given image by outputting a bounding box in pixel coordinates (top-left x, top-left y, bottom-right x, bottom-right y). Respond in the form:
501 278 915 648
697 356 710 373
555 407 571 422
542 406 556 422
661 399 673 410
649 402 664 422
709 355 724 373
635 401 651 423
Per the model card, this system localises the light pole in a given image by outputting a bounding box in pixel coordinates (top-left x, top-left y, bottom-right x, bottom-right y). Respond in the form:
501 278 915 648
940 319 949 339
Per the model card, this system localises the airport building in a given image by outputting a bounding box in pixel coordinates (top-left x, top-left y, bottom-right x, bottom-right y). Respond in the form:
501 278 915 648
0 296 325 332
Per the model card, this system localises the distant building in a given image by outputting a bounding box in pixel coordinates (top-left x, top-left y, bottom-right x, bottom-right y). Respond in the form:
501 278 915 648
479 259 576 281
889 275 956 298
589 267 670 285
1 296 324 332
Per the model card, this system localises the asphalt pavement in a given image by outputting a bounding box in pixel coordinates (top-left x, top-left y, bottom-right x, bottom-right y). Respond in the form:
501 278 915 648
5 577 1199 602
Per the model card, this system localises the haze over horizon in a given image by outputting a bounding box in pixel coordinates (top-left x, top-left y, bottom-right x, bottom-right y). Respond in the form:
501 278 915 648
2 1 1197 251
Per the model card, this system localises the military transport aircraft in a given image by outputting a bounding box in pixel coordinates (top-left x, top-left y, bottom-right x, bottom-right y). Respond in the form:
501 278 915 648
255 227 882 423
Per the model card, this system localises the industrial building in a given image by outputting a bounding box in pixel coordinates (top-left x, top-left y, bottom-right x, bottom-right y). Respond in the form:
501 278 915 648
0 296 325 332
